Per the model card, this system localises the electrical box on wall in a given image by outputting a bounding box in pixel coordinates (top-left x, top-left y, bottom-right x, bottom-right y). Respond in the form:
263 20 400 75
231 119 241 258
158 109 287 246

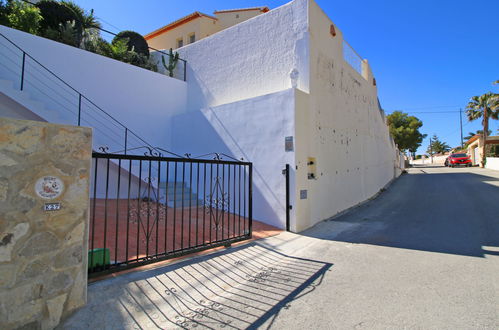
307 157 317 179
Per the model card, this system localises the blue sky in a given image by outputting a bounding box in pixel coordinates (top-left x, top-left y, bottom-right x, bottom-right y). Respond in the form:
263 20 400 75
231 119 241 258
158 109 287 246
77 0 499 153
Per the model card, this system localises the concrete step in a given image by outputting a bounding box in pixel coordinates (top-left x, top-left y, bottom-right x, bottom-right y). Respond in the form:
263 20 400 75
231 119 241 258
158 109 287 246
166 191 199 200
159 181 189 189
166 199 204 208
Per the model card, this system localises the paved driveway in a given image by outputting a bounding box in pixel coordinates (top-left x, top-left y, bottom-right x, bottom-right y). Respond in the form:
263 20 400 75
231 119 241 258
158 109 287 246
62 165 499 329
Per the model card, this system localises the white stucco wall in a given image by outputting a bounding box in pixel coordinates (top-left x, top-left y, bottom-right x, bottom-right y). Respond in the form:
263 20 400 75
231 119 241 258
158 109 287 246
177 0 310 111
485 157 499 171
169 89 296 229
0 25 187 152
291 0 401 231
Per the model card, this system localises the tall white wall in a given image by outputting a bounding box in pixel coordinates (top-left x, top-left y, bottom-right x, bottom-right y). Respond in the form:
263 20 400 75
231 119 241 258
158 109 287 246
292 0 401 231
177 0 310 111
1 0 403 232
0 25 187 152
170 89 296 228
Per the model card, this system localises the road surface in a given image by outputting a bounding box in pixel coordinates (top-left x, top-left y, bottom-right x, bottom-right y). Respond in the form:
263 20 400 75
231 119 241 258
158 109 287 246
63 165 499 329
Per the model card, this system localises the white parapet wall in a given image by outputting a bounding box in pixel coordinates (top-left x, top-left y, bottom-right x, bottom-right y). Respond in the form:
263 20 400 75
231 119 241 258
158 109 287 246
176 0 310 110
485 157 499 171
170 89 297 228
0 25 187 151
291 0 402 231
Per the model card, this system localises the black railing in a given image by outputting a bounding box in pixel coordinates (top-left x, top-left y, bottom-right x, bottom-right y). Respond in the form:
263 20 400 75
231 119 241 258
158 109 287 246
19 0 187 81
0 32 160 154
88 151 253 276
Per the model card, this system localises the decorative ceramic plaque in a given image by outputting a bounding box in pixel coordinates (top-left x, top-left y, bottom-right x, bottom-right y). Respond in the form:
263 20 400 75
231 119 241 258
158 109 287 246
35 176 64 199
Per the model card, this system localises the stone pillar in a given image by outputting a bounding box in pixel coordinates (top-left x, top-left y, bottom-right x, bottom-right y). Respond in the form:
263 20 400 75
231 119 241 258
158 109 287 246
0 117 92 329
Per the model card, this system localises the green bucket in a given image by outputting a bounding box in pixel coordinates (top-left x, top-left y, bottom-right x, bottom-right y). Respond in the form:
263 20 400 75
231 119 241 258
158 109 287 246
88 248 110 269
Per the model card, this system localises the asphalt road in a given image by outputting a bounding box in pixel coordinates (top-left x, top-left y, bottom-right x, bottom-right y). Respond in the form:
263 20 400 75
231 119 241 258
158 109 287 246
63 165 499 329
268 165 499 329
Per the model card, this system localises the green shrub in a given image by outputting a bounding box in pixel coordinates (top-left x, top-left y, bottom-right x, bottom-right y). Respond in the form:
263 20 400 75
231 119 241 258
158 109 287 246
36 0 82 46
82 36 112 57
112 30 149 57
0 0 43 34
36 0 78 31
43 20 79 46
486 145 499 157
3 0 159 74
84 36 157 72
61 1 100 46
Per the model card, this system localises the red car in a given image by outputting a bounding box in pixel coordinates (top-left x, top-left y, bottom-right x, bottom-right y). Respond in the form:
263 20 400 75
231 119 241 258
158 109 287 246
445 153 472 167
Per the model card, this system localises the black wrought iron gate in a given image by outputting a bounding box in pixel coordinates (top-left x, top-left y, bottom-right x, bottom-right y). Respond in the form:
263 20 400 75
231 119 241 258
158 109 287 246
88 150 252 276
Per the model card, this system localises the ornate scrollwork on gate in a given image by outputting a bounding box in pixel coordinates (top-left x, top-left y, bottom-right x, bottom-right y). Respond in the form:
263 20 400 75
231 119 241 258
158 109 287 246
204 176 228 230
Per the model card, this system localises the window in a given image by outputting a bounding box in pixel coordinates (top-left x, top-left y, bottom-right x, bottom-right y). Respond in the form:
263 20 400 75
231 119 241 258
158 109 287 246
189 33 195 44
177 38 183 48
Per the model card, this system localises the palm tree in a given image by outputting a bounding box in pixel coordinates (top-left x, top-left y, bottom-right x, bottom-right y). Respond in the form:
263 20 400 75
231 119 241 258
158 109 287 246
61 1 101 47
464 130 491 141
466 92 499 166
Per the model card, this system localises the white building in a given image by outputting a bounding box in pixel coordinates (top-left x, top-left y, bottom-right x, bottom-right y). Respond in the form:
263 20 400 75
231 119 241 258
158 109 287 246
0 0 403 232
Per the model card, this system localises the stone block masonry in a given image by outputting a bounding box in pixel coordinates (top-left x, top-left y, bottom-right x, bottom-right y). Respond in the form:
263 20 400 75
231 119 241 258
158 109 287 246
0 117 92 329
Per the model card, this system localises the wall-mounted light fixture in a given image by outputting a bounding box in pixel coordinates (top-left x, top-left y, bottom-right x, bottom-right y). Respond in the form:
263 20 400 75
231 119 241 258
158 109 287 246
330 24 336 37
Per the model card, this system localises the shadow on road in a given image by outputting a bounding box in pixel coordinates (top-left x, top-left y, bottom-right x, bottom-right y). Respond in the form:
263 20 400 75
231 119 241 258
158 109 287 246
63 243 332 329
301 170 499 258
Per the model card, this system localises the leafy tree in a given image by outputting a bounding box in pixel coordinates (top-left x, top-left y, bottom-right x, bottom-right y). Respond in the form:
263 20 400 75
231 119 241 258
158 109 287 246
387 111 426 154
36 0 77 32
0 0 42 34
466 92 499 166
112 30 149 57
426 134 450 155
3 0 159 73
7 0 42 35
0 0 10 26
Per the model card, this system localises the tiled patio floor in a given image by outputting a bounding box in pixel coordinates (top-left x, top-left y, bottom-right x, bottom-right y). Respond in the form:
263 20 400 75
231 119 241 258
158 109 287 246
89 199 281 266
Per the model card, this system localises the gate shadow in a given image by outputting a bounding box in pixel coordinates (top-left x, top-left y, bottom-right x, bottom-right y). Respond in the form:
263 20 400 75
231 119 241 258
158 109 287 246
63 243 332 329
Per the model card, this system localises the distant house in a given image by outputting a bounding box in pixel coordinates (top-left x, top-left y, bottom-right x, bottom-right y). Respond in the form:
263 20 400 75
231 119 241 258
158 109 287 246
467 134 499 166
144 7 270 50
